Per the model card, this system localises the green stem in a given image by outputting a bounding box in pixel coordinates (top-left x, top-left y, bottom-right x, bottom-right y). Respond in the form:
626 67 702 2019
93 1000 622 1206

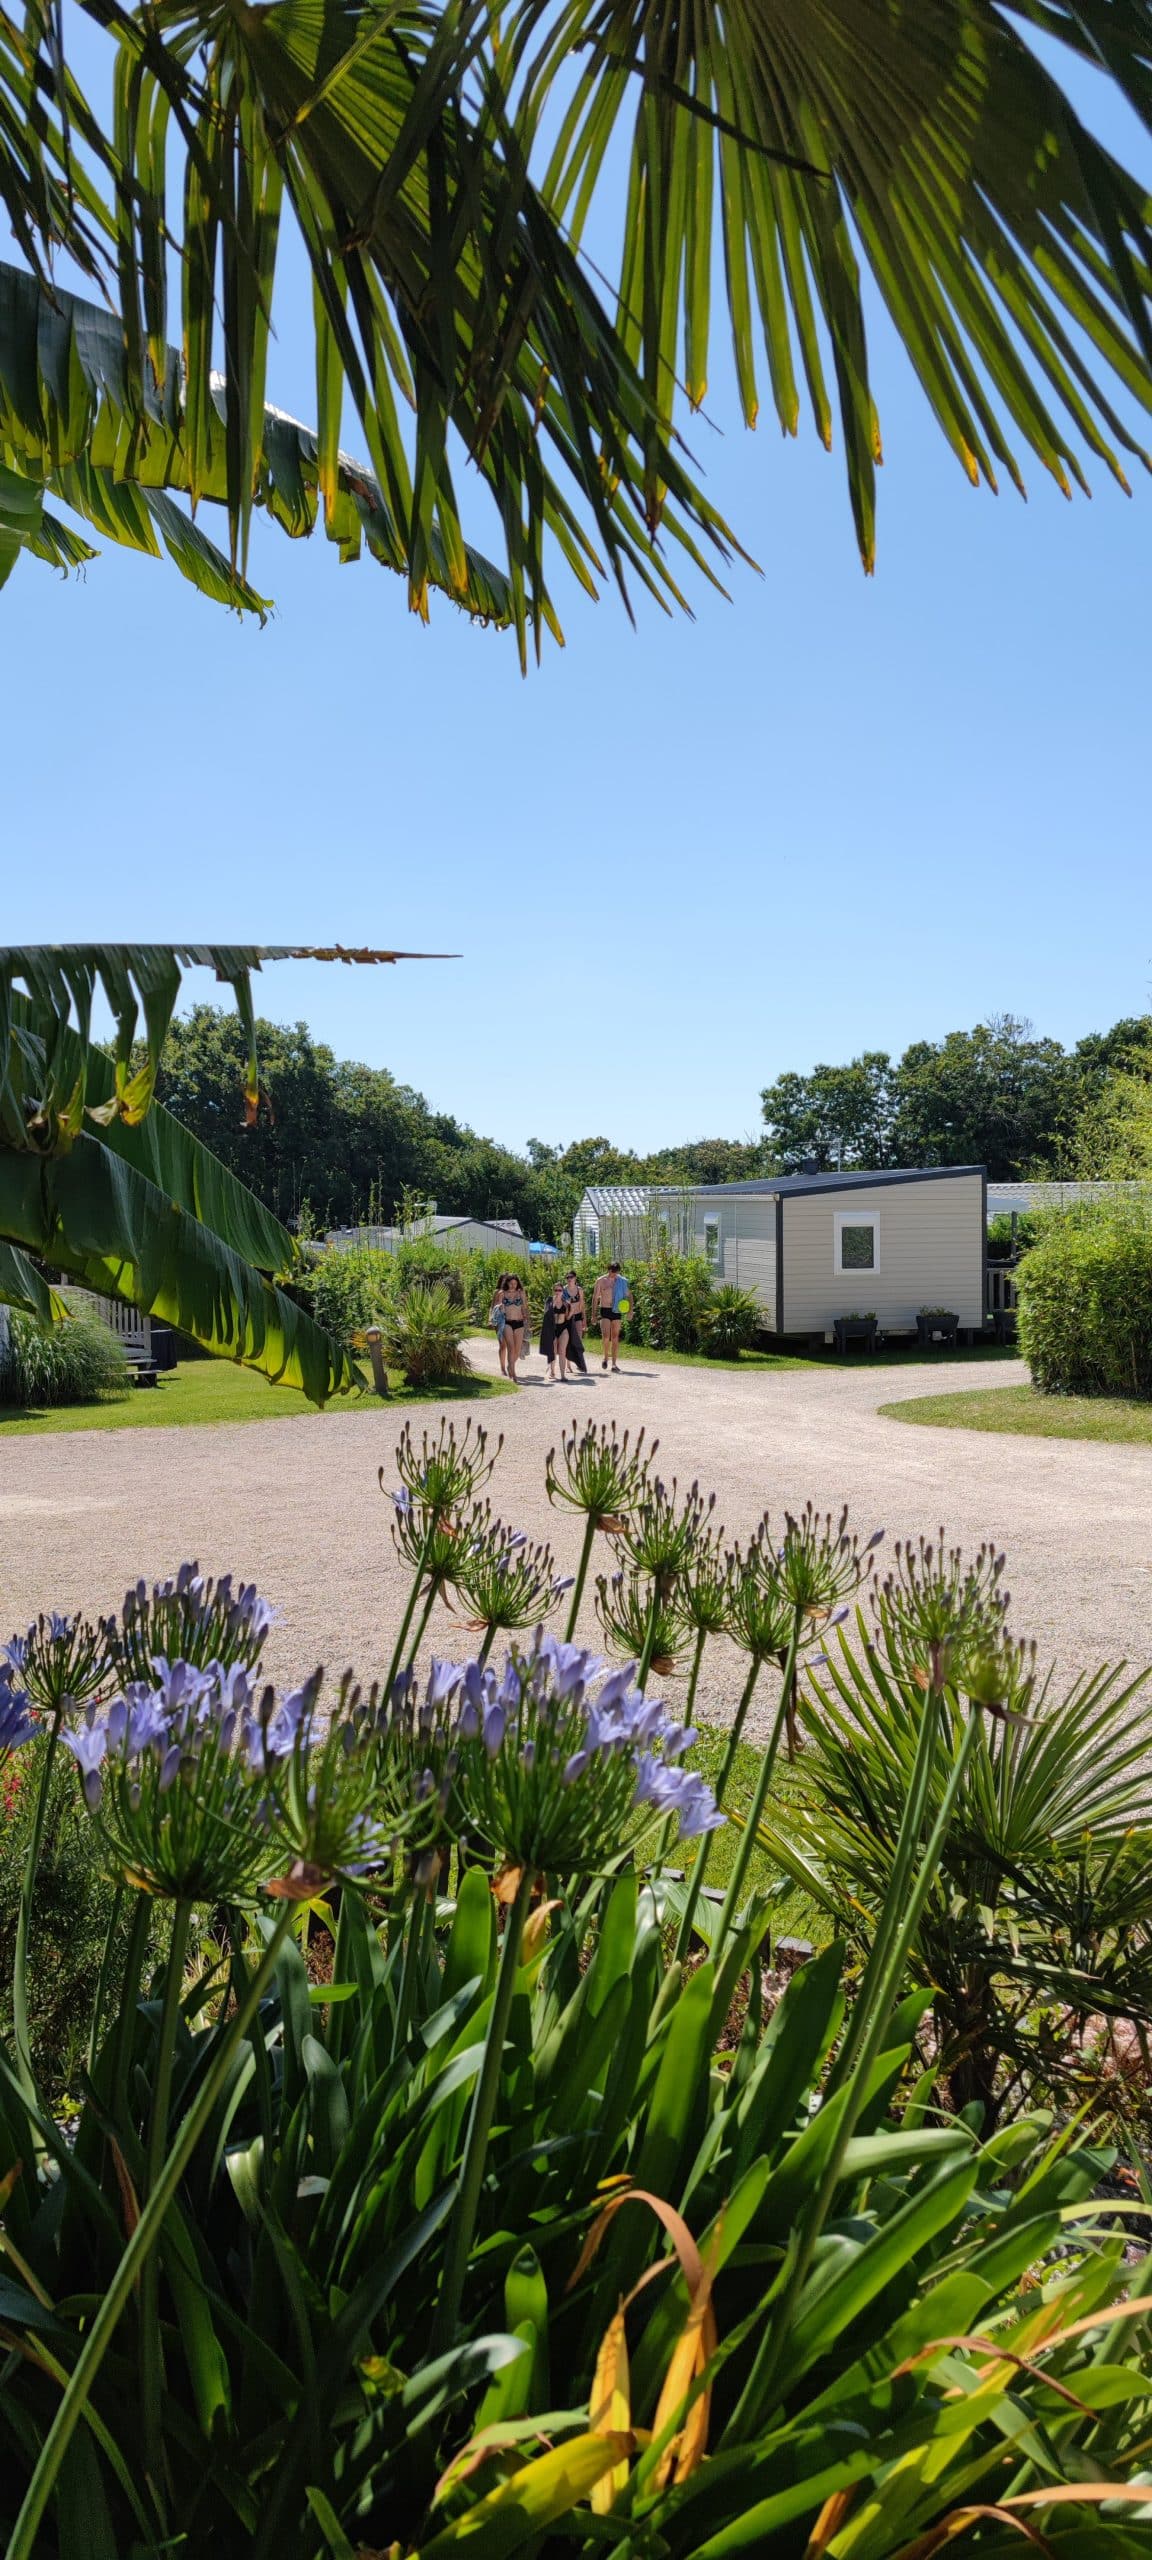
141 1900 192 2489
731 1699 981 2435
404 1578 441 1678
675 1655 762 1960
564 1515 599 1644
635 1585 662 1693
383 1522 437 1697
433 1868 534 2349
110 1895 153 2127
8 1905 294 2560
391 1888 428 2060
714 1618 802 1947
13 1715 63 2095
86 1887 125 2079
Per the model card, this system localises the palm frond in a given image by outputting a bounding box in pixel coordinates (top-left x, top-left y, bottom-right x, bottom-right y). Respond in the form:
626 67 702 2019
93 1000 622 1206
0 942 442 1137
0 1133 359 1400
0 263 514 619
517 0 1152 564
0 1238 67 1323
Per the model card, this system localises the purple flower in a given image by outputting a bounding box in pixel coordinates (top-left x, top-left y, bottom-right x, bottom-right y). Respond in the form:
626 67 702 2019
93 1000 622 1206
392 1488 412 1518
158 1743 183 1794
483 1703 506 1757
48 1611 75 1642
563 1748 592 1785
426 1659 463 1710
62 1717 106 1806
0 1684 37 1753
3 1633 30 1673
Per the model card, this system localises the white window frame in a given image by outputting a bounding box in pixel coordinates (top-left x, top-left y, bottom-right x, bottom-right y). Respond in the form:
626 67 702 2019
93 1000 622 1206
833 1209 880 1276
703 1215 722 1270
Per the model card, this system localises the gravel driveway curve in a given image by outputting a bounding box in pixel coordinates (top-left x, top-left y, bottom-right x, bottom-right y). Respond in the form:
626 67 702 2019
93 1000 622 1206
2 1348 1150 1734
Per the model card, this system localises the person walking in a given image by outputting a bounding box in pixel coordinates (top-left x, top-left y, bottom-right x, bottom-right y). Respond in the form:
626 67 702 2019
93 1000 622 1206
565 1271 590 1376
591 1260 629 1372
544 1276 572 1384
499 1271 528 1383
489 1275 509 1376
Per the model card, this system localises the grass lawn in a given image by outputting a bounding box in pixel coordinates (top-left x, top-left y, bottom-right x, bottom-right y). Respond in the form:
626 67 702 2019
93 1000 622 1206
468 1329 1020 1377
0 1358 513 1436
880 1381 1152 1444
680 1723 821 1943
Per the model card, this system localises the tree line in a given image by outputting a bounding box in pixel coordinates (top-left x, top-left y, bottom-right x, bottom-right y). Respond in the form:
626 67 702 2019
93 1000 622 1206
154 1005 1152 1243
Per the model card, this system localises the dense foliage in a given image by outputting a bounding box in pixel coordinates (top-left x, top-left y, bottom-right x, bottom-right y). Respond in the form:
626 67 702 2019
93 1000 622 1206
4 1430 1152 2558
1017 1198 1152 1399
760 1015 1152 1181
0 1301 128 1406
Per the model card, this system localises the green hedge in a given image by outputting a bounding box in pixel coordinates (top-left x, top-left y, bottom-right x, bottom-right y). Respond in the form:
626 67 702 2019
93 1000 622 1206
303 1239 736 1354
1016 1197 1152 1397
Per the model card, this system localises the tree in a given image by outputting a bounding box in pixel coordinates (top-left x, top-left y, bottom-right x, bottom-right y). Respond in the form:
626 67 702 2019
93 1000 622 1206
892 1016 1076 1177
0 946 423 1400
4 0 1152 640
761 1054 896 1172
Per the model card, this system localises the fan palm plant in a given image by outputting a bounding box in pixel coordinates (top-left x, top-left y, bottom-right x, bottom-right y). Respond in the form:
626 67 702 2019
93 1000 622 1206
1 0 1151 644
0 943 436 1402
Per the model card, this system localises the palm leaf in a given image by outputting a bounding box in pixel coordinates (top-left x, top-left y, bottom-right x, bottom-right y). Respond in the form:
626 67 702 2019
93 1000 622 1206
518 0 1152 564
0 1133 358 1401
0 262 514 620
0 1239 67 1323
0 942 443 1137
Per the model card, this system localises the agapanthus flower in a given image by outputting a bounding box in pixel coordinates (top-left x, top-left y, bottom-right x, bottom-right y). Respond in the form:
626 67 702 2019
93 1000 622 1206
774 1504 881 1623
595 1568 690 1675
385 1417 501 1524
0 1679 38 1762
609 1478 715 1600
447 1508 562 1640
108 1565 273 1685
448 1631 717 1872
875 1535 1010 1695
545 1420 655 1531
66 1659 401 1901
7 1610 111 1716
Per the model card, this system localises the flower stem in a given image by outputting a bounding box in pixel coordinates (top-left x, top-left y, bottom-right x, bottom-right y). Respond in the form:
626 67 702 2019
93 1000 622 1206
7 1905 294 2560
714 1615 802 1946
564 1515 598 1644
635 1586 662 1692
383 1523 436 1697
12 1715 63 2097
433 1866 534 2348
404 1578 441 1678
675 1656 762 1960
141 1899 192 2491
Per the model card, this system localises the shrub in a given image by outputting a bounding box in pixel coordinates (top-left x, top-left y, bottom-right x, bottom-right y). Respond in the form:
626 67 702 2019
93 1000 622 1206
4 1449 1152 2557
628 1245 714 1350
0 1304 129 1407
302 1243 395 1347
696 1281 760 1357
382 1280 469 1382
1016 1195 1152 1396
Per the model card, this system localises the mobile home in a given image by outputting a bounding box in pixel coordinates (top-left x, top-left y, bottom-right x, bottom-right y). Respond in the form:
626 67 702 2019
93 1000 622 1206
574 1168 987 1340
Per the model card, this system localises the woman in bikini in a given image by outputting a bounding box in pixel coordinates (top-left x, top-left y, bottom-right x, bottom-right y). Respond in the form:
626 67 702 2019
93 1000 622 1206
499 1272 528 1384
489 1275 510 1376
546 1278 572 1385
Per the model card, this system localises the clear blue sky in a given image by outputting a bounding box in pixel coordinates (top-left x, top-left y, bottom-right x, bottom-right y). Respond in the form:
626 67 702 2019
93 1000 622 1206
5 36 1151 1156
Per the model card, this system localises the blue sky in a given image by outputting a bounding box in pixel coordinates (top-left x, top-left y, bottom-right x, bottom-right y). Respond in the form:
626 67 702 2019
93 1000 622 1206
5 36 1151 1155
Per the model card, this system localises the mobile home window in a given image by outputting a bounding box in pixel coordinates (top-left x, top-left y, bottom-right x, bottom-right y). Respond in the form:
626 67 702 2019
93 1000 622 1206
834 1211 879 1274
704 1216 721 1269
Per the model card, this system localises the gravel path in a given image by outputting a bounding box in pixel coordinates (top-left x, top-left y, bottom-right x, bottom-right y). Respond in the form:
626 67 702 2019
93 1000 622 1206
3 1347 1150 1734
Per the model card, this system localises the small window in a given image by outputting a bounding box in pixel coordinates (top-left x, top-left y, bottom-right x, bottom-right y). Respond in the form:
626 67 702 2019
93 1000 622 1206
585 1225 599 1258
834 1211 879 1274
704 1216 721 1269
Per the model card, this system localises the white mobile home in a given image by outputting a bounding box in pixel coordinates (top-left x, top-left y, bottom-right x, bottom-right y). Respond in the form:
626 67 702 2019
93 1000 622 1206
575 1169 987 1340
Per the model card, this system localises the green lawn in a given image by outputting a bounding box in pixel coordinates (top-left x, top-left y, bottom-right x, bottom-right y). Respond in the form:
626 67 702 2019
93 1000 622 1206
880 1381 1152 1444
0 1359 512 1436
680 1724 820 1942
469 1328 1019 1377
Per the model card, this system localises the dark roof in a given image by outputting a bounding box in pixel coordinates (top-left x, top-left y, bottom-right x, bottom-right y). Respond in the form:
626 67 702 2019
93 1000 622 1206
710 1166 985 1199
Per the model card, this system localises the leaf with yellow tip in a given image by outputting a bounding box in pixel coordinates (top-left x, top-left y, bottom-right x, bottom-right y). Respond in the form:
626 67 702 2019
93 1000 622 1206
590 2303 632 2512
